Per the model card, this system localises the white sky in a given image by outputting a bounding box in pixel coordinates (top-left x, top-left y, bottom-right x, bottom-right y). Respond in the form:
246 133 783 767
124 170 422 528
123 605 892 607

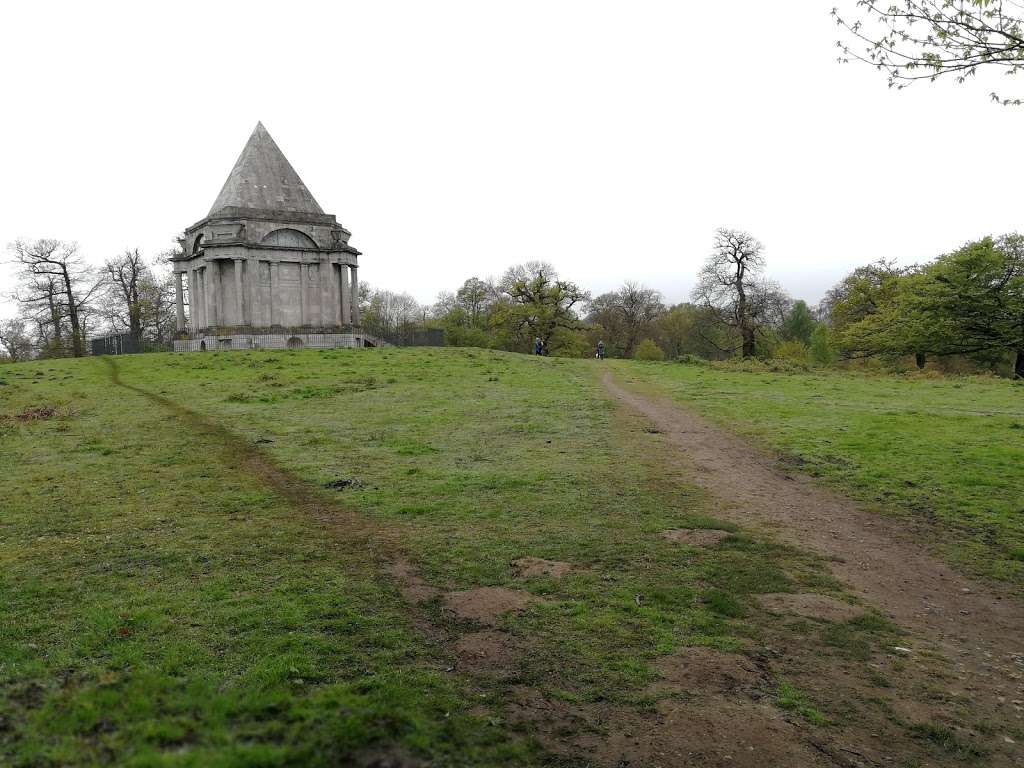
2 1 1022 317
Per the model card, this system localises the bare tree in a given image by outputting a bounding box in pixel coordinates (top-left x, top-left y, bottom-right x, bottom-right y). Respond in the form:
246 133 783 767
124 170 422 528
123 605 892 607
692 228 787 358
102 248 147 342
0 317 34 362
432 290 457 318
143 268 177 347
834 1 1024 104
16 272 65 355
97 249 178 348
586 282 665 357
9 239 103 357
363 289 425 338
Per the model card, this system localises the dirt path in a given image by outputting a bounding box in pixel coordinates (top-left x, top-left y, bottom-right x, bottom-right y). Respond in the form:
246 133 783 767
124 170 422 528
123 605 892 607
604 372 1024 748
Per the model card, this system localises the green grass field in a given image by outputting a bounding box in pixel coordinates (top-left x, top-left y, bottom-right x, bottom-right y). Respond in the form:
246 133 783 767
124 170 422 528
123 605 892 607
1 349 1017 766
616 360 1024 586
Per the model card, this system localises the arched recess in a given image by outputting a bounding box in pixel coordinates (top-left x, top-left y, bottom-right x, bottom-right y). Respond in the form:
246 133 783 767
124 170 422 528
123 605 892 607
262 228 318 248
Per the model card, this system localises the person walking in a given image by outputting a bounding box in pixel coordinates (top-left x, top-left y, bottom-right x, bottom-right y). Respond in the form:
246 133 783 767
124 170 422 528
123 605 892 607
596 340 605 360
533 337 543 355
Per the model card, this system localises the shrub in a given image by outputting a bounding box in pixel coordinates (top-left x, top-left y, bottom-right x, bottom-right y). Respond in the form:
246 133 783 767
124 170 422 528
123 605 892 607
633 339 665 361
774 340 810 364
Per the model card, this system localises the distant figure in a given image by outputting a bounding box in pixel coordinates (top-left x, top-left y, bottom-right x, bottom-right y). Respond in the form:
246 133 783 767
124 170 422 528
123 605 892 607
596 340 605 360
534 337 543 355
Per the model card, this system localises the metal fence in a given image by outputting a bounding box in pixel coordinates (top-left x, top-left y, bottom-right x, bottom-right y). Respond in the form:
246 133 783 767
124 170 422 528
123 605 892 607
90 333 143 356
375 327 445 347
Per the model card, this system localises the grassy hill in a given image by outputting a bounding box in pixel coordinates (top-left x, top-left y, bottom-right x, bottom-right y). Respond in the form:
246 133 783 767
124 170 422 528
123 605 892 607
1 349 1019 765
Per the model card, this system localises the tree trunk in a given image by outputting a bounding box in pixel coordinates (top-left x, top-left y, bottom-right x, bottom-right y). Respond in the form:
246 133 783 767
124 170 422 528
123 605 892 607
61 265 84 357
741 325 756 358
128 277 142 343
129 303 142 343
736 276 755 358
915 352 926 369
47 293 62 351
1015 349 1024 379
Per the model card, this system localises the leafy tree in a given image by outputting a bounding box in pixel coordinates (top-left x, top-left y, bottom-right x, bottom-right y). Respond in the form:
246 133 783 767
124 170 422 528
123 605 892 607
834 1 1024 105
918 235 1024 375
837 269 933 366
692 229 789 358
781 300 818 344
822 259 905 331
455 277 494 327
839 235 1024 375
492 261 589 353
809 325 838 366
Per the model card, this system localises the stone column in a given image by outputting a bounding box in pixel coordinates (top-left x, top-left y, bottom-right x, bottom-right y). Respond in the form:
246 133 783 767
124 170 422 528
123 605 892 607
350 265 360 326
320 258 331 328
335 264 344 325
269 261 279 327
247 257 259 327
175 271 186 331
188 268 197 328
340 264 350 325
195 268 206 329
205 262 219 328
233 258 244 326
299 262 308 326
191 268 199 328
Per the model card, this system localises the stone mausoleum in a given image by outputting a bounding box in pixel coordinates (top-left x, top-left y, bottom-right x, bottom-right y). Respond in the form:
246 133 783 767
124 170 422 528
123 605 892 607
172 122 371 351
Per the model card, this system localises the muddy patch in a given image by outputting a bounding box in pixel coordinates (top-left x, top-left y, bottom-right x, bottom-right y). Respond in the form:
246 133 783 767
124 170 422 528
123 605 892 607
385 560 442 604
649 647 768 697
661 528 733 547
512 556 573 578
505 685 827 768
455 630 520 673
399 582 442 603
504 686 604 756
443 587 536 624
604 699 828 768
757 593 863 622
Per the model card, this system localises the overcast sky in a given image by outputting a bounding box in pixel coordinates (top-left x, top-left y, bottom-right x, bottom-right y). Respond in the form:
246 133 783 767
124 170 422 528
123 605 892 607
2 1 1022 317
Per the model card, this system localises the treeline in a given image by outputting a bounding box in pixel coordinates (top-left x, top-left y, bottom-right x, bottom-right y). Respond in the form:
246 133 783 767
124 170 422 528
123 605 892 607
5 229 1020 378
1 238 178 361
362 228 1023 377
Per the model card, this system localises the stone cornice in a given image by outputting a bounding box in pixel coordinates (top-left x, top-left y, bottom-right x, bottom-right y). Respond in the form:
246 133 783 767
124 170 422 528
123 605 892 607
185 207 347 235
